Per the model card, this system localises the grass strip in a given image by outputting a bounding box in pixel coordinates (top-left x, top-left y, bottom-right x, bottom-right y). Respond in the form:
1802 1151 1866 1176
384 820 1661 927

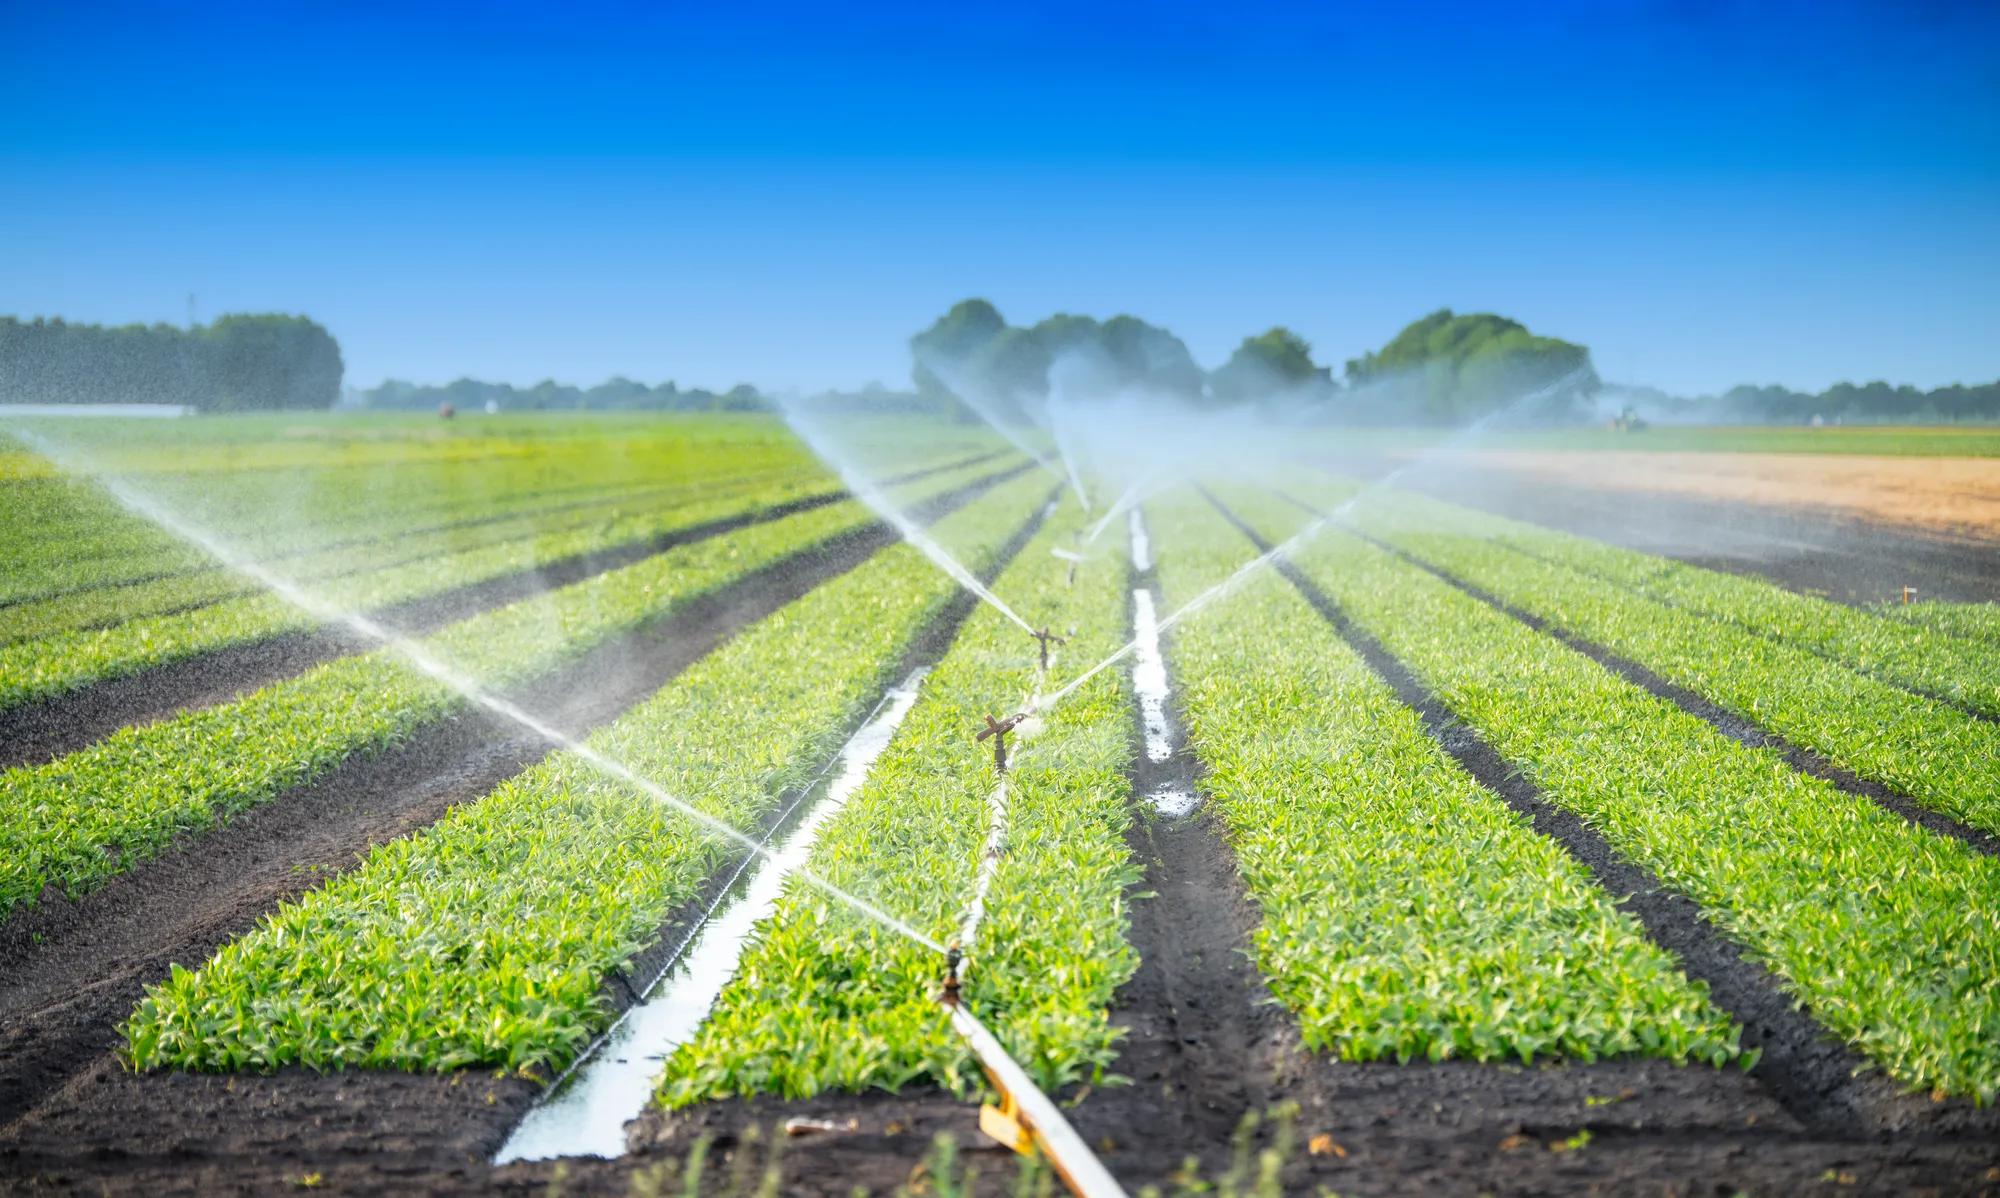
658 498 1138 1104
1154 490 1743 1067
121 472 1051 1072
1226 491 2000 1101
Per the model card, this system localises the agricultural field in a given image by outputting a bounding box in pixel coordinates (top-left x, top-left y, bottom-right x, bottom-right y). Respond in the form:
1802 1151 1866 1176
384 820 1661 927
0 412 1997 1196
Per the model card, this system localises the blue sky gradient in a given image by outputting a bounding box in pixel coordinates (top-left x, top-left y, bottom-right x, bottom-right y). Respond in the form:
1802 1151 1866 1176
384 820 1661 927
3 1 1996 394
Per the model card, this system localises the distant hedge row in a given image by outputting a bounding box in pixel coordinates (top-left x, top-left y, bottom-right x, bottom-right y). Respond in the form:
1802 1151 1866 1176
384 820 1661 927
0 315 343 411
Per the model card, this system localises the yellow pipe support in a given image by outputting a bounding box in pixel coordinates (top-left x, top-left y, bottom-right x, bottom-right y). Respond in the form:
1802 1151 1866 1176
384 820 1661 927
944 1000 1128 1198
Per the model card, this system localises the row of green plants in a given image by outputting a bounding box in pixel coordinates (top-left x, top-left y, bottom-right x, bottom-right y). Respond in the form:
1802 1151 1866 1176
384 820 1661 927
0 417 826 605
1393 493 2000 718
122 473 1053 1071
1 466 704 601
1883 599 2000 648
657 498 1139 1104
1349 497 2000 837
0 458 1004 713
0 477 211 601
0 469 991 917
0 469 809 645
1154 488 1745 1067
1227 492 2000 1100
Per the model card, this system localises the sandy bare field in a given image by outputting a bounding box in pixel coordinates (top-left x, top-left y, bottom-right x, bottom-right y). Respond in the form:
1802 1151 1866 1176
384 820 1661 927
1451 450 2000 542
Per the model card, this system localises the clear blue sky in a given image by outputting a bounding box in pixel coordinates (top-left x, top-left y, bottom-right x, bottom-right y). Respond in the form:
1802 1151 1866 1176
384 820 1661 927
3 1 1996 395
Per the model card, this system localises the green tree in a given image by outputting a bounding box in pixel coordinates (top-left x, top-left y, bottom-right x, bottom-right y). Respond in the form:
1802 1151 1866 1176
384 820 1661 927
1346 309 1595 422
1209 326 1332 404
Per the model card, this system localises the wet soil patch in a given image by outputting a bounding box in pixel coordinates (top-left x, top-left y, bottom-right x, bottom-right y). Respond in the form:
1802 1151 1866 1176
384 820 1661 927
1054 510 1291 1188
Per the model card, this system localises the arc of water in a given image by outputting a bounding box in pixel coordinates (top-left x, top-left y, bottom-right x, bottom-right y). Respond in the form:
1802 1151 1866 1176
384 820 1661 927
771 396 1039 636
1044 387 1093 514
1036 367 1597 713
8 426 946 957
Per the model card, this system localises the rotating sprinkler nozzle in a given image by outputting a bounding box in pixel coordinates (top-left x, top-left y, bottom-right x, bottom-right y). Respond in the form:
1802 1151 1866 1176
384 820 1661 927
1031 626 1067 672
977 712 1025 774
1050 544 1083 586
941 940 965 1007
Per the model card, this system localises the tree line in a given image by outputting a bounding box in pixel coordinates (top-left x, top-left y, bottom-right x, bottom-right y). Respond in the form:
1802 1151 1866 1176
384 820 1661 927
0 315 342 411
910 301 1597 423
1623 380 2000 425
350 376 773 413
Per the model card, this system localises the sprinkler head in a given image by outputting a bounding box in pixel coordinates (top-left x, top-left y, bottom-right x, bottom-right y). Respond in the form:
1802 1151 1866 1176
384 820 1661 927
977 712 1024 774
941 941 965 1007
1031 626 1068 672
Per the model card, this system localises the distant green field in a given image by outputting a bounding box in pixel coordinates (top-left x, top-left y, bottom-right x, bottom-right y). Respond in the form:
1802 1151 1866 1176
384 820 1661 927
1307 424 2000 458
1494 424 2000 457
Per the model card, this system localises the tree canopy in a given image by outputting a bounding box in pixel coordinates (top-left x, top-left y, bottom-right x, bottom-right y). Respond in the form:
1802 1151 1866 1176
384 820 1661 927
1344 309 1597 422
909 299 1205 411
1209 326 1334 404
0 314 343 411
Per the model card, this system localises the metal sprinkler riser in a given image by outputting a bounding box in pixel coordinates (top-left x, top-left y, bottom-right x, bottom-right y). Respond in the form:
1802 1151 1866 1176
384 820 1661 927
976 712 1025 774
1031 626 1067 672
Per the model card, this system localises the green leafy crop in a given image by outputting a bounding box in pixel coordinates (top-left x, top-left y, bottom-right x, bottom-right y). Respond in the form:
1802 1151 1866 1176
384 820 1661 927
122 472 1051 1073
0 465 992 916
658 498 1139 1105
1155 487 1743 1067
1225 490 2000 1101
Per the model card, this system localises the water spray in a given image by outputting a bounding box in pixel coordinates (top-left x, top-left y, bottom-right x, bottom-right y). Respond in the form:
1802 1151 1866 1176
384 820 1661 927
770 394 1040 637
1031 367 1597 717
1045 385 1094 514
915 351 1067 482
10 426 948 958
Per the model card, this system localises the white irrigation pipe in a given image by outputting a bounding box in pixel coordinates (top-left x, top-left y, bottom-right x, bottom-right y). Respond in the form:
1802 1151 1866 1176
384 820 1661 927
945 1000 1129 1198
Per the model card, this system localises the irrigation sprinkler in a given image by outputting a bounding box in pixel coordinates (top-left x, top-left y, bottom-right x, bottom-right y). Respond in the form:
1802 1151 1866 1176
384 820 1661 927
941 941 965 1006
1032 626 1068 672
1903 585 1919 605
1052 545 1083 585
977 712 1025 774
